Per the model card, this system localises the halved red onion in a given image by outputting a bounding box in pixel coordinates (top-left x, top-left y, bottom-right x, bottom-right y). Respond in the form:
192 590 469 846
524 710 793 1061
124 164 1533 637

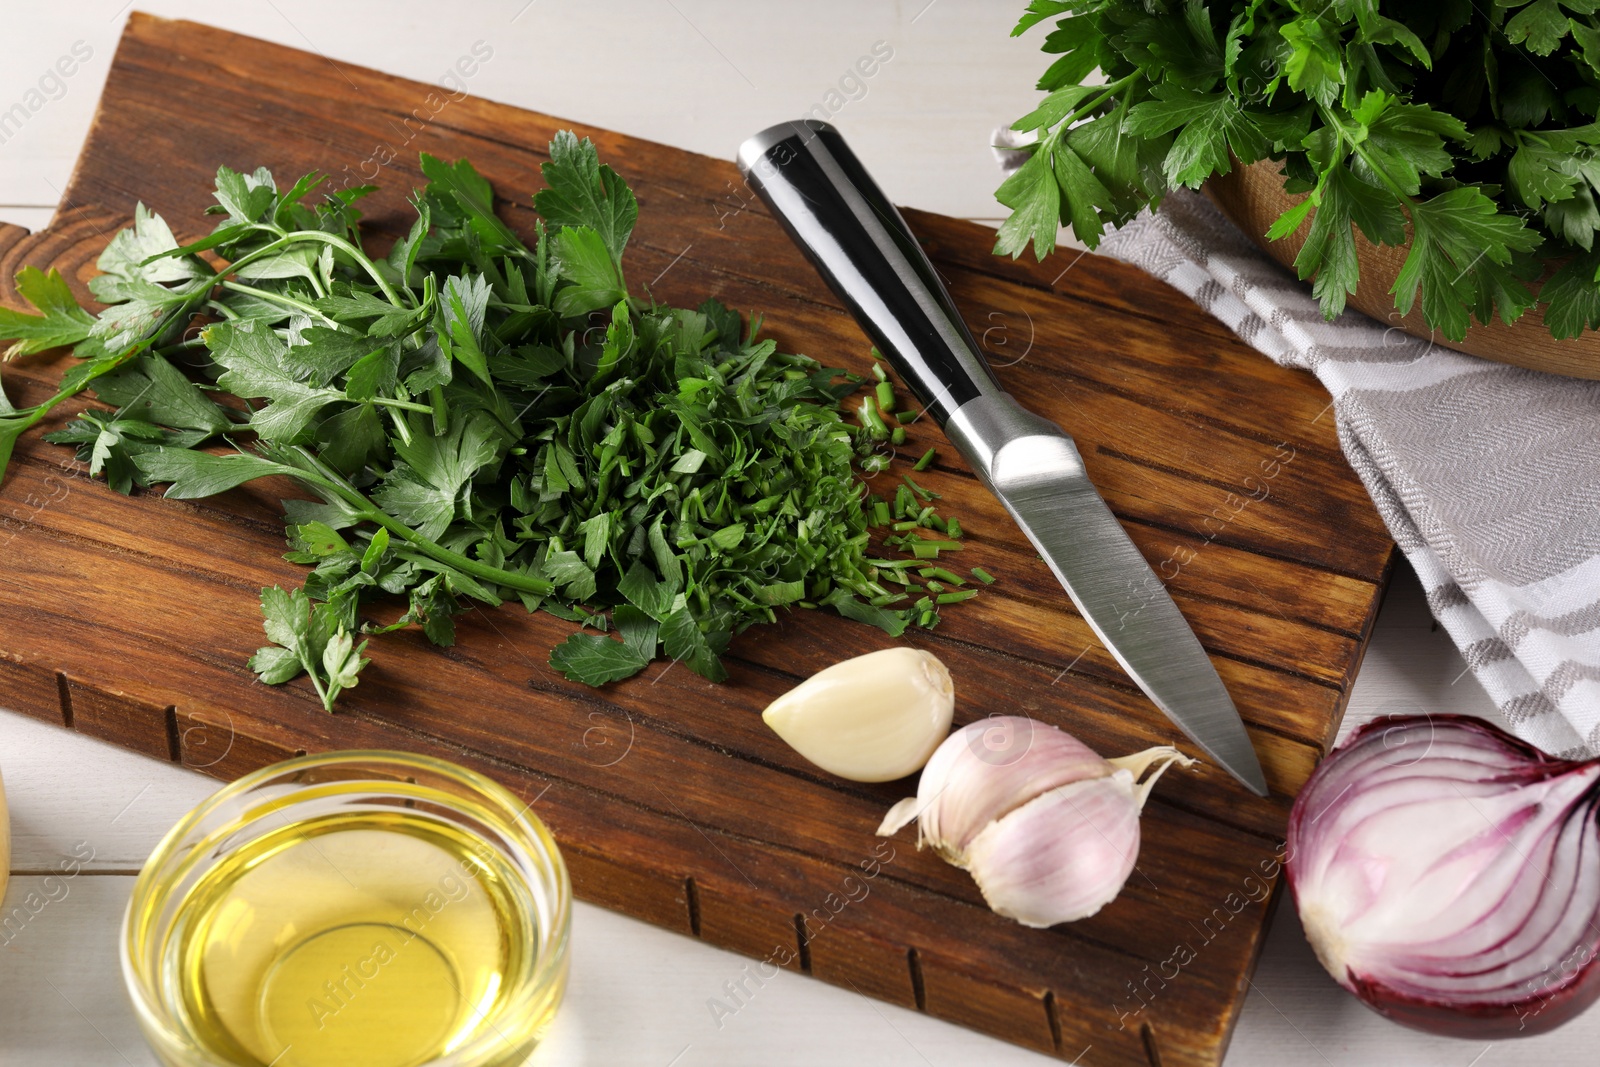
1287 714 1600 1037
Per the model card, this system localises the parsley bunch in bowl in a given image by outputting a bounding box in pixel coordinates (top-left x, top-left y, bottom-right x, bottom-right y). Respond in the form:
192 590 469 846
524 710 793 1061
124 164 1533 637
0 134 977 707
998 0 1600 342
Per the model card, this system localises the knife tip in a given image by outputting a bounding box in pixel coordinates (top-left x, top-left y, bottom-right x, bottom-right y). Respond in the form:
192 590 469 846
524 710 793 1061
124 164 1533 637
1222 753 1270 797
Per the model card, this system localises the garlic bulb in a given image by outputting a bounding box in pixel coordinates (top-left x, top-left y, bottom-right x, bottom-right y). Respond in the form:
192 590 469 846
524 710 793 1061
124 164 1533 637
879 717 1192 927
761 647 954 782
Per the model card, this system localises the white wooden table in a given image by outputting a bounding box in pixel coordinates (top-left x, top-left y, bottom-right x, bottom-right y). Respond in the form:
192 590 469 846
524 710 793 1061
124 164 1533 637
2 4 1593 1064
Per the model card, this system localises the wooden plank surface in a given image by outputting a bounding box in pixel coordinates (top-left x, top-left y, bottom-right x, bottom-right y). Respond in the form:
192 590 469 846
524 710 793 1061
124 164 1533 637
0 14 1394 1066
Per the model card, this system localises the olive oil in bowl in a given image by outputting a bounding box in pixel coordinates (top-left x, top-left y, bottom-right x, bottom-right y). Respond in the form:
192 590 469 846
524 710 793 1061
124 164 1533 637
124 753 570 1067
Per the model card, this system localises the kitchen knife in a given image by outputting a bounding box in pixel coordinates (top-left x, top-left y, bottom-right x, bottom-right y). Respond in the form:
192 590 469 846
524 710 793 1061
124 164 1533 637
736 119 1268 797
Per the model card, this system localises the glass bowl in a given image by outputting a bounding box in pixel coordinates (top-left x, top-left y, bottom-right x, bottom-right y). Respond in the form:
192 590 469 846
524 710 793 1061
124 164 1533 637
122 750 570 1067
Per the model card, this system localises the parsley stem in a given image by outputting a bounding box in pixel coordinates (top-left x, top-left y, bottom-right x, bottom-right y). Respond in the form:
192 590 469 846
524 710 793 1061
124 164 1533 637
371 514 556 596
219 281 339 325
286 447 556 597
1321 106 1416 207
211 228 408 310
276 231 408 308
1053 73 1137 135
296 650 333 709
388 407 414 448
364 396 436 414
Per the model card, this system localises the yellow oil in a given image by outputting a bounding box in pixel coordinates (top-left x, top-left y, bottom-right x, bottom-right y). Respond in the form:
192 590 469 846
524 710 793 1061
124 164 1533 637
157 808 548 1067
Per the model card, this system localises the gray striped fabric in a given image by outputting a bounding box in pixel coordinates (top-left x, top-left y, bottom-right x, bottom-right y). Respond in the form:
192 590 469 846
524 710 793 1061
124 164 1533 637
1096 190 1600 758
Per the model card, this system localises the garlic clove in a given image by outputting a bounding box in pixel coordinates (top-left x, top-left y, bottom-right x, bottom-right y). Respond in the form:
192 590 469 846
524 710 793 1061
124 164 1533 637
964 771 1142 928
892 716 1118 861
761 647 954 783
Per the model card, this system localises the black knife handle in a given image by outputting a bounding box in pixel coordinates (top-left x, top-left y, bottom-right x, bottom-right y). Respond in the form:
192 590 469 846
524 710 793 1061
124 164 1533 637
736 120 1001 426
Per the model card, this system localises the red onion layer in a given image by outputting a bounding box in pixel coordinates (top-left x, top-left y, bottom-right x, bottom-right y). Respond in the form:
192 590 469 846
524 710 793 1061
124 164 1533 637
1286 714 1600 1038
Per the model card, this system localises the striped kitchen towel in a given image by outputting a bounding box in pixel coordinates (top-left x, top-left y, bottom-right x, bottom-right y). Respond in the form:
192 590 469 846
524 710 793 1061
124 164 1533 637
1091 188 1600 757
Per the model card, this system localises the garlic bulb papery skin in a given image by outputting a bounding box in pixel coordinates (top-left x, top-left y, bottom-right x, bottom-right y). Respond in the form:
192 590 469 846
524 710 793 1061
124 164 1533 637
878 716 1193 926
761 647 954 783
1287 713 1600 1038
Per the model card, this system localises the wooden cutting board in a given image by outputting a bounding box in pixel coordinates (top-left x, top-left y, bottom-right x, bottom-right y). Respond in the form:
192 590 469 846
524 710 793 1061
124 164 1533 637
0 14 1394 1066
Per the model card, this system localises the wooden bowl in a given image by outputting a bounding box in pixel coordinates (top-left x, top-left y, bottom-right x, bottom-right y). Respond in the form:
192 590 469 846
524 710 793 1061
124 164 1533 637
1204 160 1600 379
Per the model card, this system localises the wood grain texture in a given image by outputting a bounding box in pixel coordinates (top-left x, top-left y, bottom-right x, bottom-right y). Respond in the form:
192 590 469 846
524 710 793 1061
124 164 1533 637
0 15 1395 1066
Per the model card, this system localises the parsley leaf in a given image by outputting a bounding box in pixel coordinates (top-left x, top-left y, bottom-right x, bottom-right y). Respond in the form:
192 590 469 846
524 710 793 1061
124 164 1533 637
1126 86 1273 189
92 351 232 435
1279 16 1343 107
320 627 370 704
250 585 368 711
0 267 96 357
315 284 421 338
549 624 652 686
207 321 347 442
135 448 310 499
1274 163 1406 318
419 154 522 254
822 586 910 638
212 165 279 225
374 411 503 540
284 325 383 388
993 150 1063 259
94 204 202 296
43 412 166 494
440 274 493 384
550 226 627 316
533 129 639 267
1541 246 1600 336
1503 0 1583 56
660 604 730 683
1392 187 1542 338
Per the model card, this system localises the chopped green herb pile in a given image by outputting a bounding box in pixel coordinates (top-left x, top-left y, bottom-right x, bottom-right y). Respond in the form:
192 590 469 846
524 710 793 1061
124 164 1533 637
0 134 985 706
999 1 1600 342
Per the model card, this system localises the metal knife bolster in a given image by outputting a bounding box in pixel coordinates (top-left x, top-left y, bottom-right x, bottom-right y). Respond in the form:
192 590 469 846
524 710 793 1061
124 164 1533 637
942 394 1087 497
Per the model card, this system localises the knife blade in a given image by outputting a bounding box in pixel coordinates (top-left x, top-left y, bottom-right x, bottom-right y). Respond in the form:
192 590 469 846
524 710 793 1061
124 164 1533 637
736 119 1268 796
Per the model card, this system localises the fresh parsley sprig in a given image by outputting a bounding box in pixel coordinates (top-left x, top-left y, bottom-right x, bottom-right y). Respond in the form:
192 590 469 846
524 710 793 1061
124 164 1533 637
1001 0 1600 342
0 133 987 705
